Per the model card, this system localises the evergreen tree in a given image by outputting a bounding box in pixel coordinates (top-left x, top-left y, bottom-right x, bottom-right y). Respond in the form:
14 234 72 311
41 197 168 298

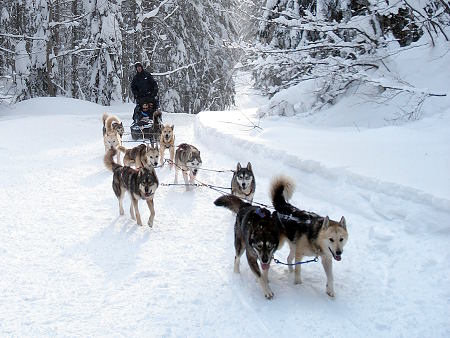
83 0 123 105
0 0 238 111
251 0 449 116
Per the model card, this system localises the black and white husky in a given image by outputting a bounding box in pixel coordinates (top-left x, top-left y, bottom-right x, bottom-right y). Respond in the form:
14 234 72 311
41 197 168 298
231 162 256 203
270 175 348 297
214 194 281 300
174 143 202 191
104 149 159 227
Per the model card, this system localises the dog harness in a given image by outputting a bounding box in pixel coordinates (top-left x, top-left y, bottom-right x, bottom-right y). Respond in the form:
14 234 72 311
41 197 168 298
161 139 173 148
276 212 303 224
254 208 267 218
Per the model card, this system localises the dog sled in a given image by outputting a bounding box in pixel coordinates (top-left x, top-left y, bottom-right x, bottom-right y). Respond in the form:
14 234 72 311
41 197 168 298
130 118 154 140
130 107 163 146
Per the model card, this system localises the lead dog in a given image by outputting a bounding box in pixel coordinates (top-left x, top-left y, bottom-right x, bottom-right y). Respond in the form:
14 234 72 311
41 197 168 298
214 195 281 300
174 143 202 191
104 148 159 227
117 144 159 169
270 175 348 297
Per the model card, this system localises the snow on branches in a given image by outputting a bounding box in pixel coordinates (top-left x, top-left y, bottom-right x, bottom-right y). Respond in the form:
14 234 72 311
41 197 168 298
250 0 449 119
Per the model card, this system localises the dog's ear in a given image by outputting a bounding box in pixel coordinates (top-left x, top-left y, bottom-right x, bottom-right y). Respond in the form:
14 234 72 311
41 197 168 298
237 162 241 170
247 162 252 170
322 216 330 229
339 216 346 229
171 125 174 130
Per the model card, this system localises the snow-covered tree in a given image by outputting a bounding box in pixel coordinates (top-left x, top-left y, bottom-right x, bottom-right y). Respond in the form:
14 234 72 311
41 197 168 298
0 0 239 110
129 0 238 113
83 0 123 105
250 0 449 117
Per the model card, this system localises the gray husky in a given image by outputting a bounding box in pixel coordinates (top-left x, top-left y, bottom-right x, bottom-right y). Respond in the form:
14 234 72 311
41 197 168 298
174 143 202 191
117 143 159 169
231 162 256 202
270 175 348 297
214 194 281 300
104 149 159 227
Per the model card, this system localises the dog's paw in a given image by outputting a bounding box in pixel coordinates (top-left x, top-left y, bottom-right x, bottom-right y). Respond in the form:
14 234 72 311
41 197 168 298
264 289 274 300
148 220 153 227
294 277 303 285
326 284 335 298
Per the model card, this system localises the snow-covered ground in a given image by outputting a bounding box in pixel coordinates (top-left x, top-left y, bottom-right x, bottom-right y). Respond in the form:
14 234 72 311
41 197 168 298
1 31 449 337
0 91 449 336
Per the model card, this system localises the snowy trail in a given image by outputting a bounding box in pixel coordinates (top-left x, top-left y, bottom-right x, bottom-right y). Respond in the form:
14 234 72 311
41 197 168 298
0 107 449 337
196 114 450 337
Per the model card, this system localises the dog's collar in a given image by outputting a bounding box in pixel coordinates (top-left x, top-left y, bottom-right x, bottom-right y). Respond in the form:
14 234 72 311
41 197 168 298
241 189 253 197
162 139 173 147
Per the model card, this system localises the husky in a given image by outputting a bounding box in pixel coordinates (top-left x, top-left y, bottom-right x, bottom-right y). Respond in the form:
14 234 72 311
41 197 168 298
159 124 175 167
117 143 159 169
174 143 202 191
214 195 281 299
102 113 123 164
150 109 163 147
231 162 256 202
270 175 348 297
104 148 159 227
102 113 124 138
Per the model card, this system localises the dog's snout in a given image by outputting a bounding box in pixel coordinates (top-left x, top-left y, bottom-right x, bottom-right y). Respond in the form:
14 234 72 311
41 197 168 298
336 250 342 256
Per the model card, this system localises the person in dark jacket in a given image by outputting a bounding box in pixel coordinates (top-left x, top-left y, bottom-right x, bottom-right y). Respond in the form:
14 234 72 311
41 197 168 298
131 62 159 108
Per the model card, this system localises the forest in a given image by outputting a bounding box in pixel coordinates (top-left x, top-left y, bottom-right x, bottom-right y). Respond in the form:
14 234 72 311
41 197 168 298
0 0 448 114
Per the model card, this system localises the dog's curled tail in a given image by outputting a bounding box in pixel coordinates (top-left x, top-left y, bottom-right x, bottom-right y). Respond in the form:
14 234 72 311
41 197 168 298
104 148 121 172
102 112 109 126
117 145 127 153
104 114 120 132
214 194 250 213
270 175 295 210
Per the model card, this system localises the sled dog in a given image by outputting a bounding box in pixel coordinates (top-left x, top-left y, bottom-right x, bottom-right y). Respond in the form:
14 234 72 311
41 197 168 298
159 124 175 167
231 162 256 202
214 194 281 299
270 175 348 297
150 109 163 147
117 144 159 169
174 143 202 191
102 113 123 164
102 112 124 137
104 148 159 227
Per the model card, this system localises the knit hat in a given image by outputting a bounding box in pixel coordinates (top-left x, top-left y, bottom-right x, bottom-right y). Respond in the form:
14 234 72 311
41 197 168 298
134 62 143 69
